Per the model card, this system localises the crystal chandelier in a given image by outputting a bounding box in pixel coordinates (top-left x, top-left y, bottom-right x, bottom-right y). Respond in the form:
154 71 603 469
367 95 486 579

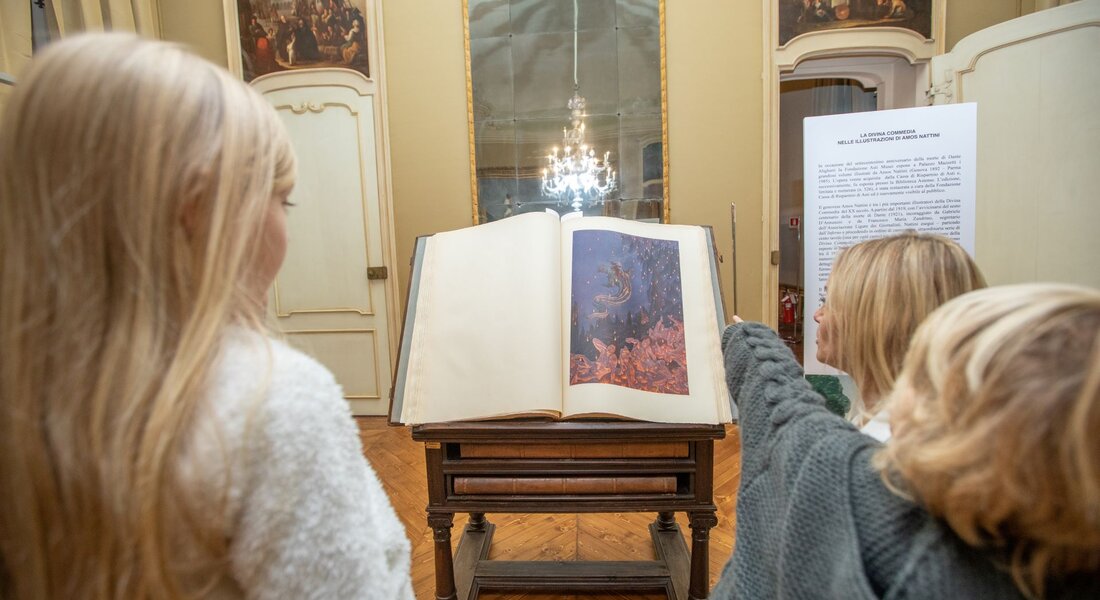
541 0 616 212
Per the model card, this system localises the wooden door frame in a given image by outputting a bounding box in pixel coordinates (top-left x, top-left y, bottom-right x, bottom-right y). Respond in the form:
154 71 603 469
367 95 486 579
760 0 945 326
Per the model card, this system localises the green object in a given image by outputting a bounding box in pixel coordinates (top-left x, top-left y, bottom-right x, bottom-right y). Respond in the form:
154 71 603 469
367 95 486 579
806 375 850 417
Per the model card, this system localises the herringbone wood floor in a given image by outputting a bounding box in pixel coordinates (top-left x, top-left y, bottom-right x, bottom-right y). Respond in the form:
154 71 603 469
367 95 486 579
356 418 741 600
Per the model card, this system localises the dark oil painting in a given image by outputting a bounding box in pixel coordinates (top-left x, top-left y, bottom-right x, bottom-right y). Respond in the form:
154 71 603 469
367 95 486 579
234 0 369 82
569 230 689 396
779 0 933 47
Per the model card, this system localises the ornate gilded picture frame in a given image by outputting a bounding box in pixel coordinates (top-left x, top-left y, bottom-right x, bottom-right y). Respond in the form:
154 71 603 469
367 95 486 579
225 0 371 82
779 0 934 47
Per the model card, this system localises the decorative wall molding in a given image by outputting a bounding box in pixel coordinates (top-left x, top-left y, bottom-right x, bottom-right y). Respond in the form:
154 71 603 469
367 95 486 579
288 101 325 114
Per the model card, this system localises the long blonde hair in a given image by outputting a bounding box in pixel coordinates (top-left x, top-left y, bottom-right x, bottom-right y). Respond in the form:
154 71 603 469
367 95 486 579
0 34 295 598
877 284 1100 598
826 231 986 418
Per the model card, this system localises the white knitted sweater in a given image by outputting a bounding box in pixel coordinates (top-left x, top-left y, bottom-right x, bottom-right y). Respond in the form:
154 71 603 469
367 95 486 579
185 328 414 599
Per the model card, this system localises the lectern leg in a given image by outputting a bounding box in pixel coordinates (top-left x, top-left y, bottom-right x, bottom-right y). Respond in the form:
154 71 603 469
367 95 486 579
428 513 458 600
688 511 719 600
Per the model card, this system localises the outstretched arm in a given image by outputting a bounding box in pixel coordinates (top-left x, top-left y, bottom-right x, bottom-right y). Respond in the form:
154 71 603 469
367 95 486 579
721 321 844 479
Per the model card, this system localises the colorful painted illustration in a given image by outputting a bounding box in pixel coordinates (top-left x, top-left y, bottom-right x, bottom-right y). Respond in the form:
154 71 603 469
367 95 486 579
569 230 688 395
778 0 933 46
233 0 369 82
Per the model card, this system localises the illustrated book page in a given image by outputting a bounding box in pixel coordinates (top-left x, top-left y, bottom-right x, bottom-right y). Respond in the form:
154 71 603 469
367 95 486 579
560 217 731 424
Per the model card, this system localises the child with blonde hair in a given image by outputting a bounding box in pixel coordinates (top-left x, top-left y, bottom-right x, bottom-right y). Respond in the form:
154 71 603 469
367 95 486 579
813 231 986 438
0 34 413 599
713 283 1100 598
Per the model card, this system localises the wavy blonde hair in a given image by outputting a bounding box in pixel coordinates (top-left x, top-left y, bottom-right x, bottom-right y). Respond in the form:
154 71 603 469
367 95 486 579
826 231 986 419
876 284 1100 598
0 34 295 598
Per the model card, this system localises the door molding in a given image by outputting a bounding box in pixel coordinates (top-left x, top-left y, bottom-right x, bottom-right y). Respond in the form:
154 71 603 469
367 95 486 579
252 67 400 416
761 0 945 326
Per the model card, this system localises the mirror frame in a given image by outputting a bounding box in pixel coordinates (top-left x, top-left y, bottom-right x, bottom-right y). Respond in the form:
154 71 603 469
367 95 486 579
462 0 670 224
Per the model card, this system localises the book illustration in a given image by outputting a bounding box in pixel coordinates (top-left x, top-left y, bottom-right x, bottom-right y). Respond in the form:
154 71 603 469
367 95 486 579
569 230 688 395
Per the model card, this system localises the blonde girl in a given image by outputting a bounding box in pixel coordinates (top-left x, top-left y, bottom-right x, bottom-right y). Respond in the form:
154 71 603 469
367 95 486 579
0 34 413 598
813 231 986 436
714 283 1100 599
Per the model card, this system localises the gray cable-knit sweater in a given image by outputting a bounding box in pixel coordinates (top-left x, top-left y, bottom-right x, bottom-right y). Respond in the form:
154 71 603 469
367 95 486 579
710 322 1098 600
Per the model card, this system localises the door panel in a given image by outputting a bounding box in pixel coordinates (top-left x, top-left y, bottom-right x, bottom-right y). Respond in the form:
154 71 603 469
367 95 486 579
255 70 399 415
932 1 1100 288
284 329 383 410
274 100 380 317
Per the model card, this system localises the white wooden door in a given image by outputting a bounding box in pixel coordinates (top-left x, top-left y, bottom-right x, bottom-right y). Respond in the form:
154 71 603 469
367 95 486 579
254 69 400 415
931 0 1100 288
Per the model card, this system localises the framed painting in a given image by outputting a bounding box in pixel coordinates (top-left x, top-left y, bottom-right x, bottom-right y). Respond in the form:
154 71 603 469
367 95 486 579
225 0 371 82
778 0 934 46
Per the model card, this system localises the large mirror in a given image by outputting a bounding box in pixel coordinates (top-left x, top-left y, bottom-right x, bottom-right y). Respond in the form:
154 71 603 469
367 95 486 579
465 0 667 223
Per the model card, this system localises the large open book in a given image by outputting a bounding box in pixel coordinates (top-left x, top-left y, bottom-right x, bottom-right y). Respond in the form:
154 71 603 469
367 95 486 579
390 212 732 425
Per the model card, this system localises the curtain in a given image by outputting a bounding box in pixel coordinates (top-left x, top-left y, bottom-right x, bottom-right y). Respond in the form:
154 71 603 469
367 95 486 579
811 78 877 117
0 0 157 109
43 0 158 38
0 0 31 95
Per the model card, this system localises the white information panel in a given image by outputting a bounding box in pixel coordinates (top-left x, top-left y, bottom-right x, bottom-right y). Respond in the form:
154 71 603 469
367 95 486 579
804 103 977 375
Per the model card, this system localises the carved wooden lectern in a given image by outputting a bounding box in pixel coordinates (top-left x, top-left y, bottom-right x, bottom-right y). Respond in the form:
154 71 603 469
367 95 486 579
412 420 725 600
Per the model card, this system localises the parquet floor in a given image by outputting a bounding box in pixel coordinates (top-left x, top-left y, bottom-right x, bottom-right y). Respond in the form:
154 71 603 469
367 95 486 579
357 417 742 600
